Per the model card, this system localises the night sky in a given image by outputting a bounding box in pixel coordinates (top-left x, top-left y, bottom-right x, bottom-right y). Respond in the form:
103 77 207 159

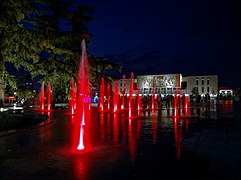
76 0 241 88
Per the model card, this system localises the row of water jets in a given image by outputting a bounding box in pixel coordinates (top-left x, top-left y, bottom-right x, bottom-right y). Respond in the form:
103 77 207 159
38 39 189 152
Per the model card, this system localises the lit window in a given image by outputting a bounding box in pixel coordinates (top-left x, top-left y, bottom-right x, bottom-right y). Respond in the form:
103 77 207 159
196 78 199 85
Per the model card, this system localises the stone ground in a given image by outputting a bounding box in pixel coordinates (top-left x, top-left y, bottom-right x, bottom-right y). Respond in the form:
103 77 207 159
0 101 240 179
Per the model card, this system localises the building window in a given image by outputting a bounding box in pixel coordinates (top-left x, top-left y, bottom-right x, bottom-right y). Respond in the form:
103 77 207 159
202 87 204 93
207 87 209 93
207 78 210 85
202 78 204 85
196 78 199 85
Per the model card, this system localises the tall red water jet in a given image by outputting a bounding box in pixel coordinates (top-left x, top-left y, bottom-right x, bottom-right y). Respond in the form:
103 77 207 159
113 81 119 113
47 83 51 111
121 75 126 110
99 77 105 111
70 77 76 115
137 90 141 117
107 83 111 110
184 89 189 109
128 72 134 118
40 81 45 110
184 92 189 116
152 77 156 110
73 39 90 151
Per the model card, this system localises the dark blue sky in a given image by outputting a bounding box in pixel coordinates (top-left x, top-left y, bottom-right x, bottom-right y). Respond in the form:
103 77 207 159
77 0 241 88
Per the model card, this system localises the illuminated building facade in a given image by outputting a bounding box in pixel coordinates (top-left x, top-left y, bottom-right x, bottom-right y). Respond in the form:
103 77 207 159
117 74 218 96
185 75 218 96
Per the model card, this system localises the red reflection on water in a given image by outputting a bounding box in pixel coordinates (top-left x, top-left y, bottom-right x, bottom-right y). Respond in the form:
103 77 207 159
174 118 182 159
73 159 87 179
128 119 137 161
113 114 119 143
185 120 189 129
174 107 177 117
47 111 51 123
152 113 157 144
221 100 233 113
122 114 127 143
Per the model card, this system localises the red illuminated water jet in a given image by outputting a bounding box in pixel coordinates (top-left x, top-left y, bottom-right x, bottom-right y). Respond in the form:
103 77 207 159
152 77 156 110
128 72 134 118
121 75 126 110
113 81 119 113
99 77 105 111
70 77 76 115
73 39 91 151
47 83 51 111
40 81 45 110
137 90 141 116
107 83 111 110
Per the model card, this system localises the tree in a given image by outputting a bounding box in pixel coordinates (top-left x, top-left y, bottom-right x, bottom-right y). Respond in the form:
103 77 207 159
24 0 121 97
1 0 121 101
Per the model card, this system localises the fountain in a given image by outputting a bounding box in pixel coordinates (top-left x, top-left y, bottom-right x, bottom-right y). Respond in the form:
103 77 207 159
113 81 119 113
121 75 126 110
47 83 51 111
128 72 134 118
99 77 105 111
152 77 156 111
70 77 76 115
137 89 141 116
40 81 45 110
72 39 91 151
107 83 111 110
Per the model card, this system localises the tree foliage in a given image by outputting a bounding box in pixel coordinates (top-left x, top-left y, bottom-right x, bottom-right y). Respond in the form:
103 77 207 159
0 0 121 98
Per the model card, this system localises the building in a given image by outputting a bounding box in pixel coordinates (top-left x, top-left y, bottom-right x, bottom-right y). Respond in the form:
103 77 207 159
185 75 218 96
116 73 218 97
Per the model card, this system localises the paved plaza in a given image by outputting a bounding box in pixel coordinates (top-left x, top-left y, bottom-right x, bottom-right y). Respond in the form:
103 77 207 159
0 101 241 179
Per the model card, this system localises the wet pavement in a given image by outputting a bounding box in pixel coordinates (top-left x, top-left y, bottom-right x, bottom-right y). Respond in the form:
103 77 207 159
0 101 241 179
